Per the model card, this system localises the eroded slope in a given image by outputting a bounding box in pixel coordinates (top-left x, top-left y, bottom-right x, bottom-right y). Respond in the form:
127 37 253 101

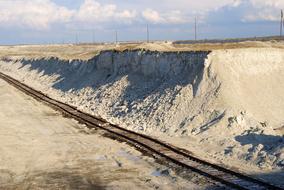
0 48 283 181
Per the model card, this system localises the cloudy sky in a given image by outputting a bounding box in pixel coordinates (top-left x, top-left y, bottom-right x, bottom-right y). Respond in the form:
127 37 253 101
0 0 283 44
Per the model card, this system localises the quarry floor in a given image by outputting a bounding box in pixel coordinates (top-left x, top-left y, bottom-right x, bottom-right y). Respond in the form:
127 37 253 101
0 79 211 190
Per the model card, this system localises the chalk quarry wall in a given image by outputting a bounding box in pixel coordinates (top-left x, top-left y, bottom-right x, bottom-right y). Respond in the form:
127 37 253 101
1 49 284 133
0 50 216 134
0 48 284 170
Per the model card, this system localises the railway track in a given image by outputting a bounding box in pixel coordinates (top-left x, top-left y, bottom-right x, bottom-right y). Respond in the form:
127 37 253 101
0 72 282 190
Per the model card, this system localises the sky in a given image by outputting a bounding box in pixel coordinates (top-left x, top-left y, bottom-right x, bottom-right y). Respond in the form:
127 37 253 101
0 0 283 44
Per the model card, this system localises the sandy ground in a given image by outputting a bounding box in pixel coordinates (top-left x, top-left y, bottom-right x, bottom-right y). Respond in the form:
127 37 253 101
0 79 210 190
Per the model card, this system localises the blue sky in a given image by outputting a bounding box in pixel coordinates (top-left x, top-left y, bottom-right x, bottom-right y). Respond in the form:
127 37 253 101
0 0 283 44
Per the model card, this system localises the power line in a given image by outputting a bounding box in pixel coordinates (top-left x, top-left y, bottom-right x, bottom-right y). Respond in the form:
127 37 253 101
147 24 149 43
281 10 283 37
69 29 98 44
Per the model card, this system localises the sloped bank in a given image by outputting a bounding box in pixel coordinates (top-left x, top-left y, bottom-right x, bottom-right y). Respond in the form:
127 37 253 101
0 48 283 180
0 50 215 136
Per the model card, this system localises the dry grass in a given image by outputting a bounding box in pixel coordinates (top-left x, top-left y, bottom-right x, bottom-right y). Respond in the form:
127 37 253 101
0 40 284 60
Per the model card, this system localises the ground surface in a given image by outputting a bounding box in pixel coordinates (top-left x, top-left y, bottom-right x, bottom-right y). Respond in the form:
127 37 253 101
0 41 283 188
0 79 209 190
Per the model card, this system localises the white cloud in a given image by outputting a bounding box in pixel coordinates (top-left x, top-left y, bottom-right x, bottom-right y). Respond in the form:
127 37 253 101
0 0 282 30
243 10 279 22
142 9 165 23
142 9 187 24
141 0 244 24
144 0 241 12
231 0 242 7
166 11 187 24
243 0 284 22
75 0 137 23
0 0 137 29
117 10 137 20
0 0 74 29
250 0 284 8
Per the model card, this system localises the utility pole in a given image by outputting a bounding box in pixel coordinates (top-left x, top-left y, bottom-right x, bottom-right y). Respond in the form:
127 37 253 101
147 24 149 43
195 17 197 41
75 33 78 45
115 30 118 44
281 10 283 37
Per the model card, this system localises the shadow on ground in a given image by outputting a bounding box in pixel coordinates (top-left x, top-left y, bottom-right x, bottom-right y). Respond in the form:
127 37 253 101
252 170 284 188
235 133 283 147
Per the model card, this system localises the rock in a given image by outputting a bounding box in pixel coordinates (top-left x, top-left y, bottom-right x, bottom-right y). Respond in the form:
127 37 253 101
258 151 267 158
277 159 284 167
268 155 277 163
160 169 170 176
254 144 264 152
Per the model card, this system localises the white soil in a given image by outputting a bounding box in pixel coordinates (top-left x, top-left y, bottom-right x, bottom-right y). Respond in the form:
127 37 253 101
0 79 205 190
0 47 283 186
